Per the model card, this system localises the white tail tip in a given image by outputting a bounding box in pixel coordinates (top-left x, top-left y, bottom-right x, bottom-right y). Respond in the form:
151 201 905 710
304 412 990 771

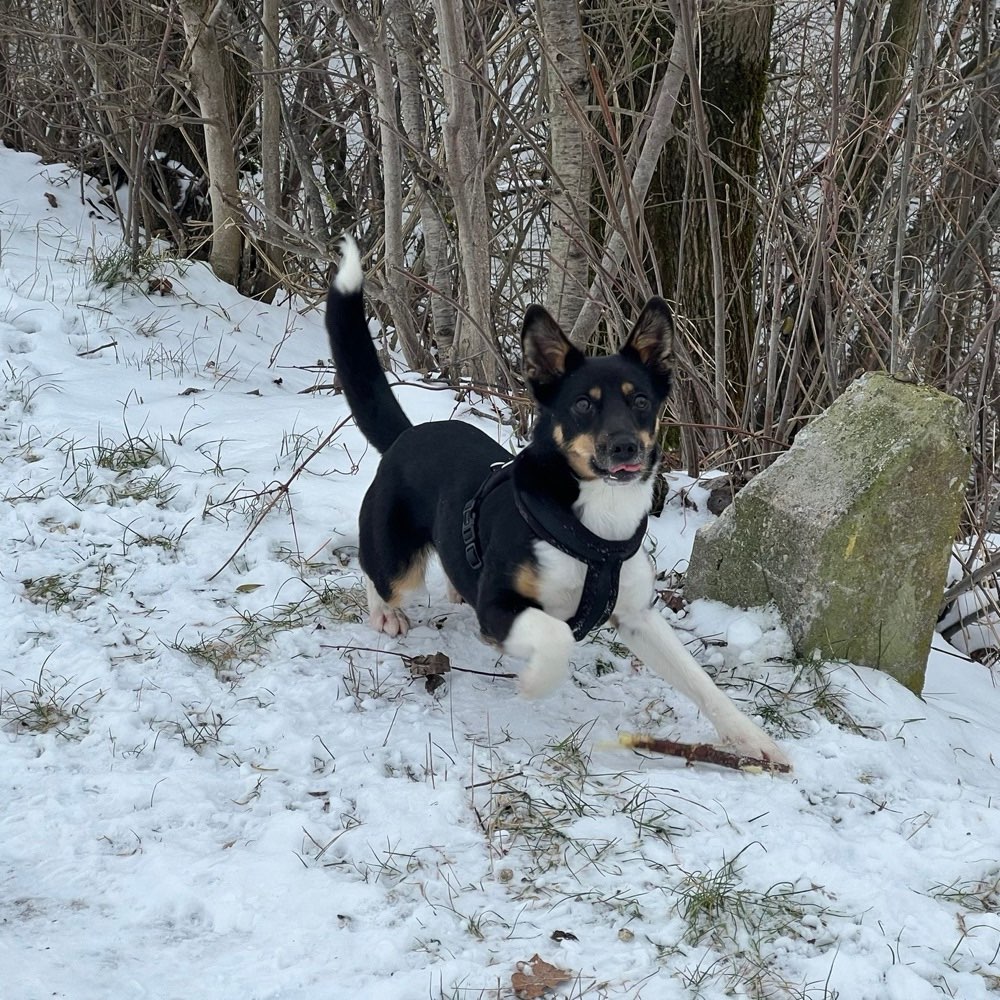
333 235 363 294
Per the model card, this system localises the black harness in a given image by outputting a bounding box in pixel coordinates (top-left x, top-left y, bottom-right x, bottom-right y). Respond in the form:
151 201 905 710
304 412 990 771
462 461 648 641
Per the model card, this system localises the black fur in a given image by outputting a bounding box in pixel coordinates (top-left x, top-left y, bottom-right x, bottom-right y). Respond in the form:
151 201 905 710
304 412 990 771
326 281 412 453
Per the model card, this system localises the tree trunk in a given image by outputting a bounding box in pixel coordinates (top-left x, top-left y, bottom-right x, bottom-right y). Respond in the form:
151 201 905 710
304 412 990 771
650 1 775 460
259 0 282 302
335 0 429 369
431 0 498 385
388 0 457 370
538 0 592 330
569 29 686 346
178 0 244 288
838 0 923 215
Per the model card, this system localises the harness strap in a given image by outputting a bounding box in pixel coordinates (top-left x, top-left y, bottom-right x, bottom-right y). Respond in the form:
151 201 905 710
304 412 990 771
514 488 646 640
462 459 648 641
461 462 513 570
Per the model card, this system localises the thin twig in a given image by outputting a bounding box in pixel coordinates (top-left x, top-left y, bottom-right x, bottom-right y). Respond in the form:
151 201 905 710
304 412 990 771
76 340 119 356
321 643 517 679
207 414 352 581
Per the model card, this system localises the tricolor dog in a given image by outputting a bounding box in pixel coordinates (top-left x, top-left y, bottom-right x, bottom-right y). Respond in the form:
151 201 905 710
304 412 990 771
326 238 788 768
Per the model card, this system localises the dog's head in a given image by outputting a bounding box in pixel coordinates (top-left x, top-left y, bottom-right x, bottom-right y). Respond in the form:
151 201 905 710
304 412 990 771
521 299 673 484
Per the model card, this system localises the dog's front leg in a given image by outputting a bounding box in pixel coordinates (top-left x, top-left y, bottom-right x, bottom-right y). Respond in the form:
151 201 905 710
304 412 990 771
615 607 790 768
489 605 575 699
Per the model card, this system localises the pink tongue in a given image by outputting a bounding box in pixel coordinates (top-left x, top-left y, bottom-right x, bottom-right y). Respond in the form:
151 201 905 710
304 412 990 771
610 462 642 474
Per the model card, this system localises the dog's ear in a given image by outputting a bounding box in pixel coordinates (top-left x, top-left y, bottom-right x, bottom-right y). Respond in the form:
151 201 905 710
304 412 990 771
521 305 583 396
620 297 673 390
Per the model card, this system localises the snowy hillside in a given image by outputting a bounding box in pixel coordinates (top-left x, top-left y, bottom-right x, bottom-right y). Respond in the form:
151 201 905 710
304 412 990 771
3 145 1000 1000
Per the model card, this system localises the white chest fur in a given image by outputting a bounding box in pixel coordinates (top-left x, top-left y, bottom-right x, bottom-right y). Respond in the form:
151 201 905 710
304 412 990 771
535 477 655 622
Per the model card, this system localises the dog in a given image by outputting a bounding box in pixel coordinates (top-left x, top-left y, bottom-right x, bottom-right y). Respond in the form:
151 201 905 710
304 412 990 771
326 238 789 767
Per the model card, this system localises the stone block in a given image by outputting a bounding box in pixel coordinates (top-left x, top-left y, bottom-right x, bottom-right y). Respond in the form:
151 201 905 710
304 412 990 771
685 373 970 693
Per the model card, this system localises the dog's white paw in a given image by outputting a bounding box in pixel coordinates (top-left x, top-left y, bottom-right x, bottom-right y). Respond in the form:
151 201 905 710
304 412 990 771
370 606 410 637
518 656 570 699
505 609 574 700
720 722 791 770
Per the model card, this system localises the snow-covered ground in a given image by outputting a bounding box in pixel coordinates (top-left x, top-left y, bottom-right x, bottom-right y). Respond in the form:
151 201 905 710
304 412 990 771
3 144 1000 1000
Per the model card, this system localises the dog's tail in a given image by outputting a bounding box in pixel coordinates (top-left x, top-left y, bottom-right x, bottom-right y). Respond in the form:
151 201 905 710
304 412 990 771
325 237 412 453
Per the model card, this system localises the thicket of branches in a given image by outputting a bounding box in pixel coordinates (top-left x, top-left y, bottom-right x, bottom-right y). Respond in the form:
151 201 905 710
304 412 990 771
2 1 997 542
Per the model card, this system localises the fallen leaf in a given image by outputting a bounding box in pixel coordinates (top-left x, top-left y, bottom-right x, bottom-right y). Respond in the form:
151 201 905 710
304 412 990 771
404 652 451 676
657 588 686 613
404 652 451 694
512 954 571 999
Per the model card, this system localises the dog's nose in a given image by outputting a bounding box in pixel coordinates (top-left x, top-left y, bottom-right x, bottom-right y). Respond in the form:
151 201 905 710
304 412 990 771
609 435 640 463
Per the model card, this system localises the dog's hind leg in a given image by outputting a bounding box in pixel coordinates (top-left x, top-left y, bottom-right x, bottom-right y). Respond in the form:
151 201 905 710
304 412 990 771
366 578 411 637
363 547 429 637
357 469 433 637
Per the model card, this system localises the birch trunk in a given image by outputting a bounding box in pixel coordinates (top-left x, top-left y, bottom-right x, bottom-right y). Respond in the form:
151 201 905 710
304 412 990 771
538 0 592 331
177 0 243 288
260 0 282 299
431 0 497 384
387 0 457 370
334 1 428 369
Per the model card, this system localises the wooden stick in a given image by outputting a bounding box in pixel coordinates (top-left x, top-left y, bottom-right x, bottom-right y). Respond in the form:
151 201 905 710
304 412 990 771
617 732 791 774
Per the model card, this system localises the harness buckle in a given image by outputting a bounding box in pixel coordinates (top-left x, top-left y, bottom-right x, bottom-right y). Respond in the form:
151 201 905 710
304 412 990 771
462 499 482 570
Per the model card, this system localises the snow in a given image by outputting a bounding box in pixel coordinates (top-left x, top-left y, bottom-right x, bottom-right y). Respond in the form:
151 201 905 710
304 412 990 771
3 144 1000 999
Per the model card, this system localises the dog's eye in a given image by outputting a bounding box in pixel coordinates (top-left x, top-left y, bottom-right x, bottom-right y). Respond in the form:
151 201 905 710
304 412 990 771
631 394 650 411
572 397 594 416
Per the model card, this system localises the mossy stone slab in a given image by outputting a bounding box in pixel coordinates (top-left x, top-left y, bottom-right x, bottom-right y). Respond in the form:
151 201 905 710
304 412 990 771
685 373 970 693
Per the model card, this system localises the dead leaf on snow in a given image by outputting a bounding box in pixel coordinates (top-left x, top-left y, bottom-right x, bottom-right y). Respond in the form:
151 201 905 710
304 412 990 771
405 652 451 676
511 954 572 999
404 652 451 693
